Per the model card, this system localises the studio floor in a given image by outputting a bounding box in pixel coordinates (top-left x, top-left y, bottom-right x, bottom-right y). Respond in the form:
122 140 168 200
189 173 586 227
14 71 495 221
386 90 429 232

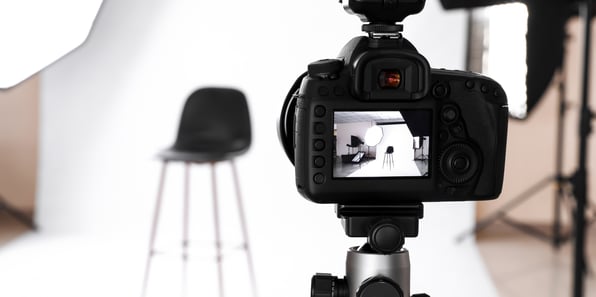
333 157 427 178
1 212 595 297
477 221 596 297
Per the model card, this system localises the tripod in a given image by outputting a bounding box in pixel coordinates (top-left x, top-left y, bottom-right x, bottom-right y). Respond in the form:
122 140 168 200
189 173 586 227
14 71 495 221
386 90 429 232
310 204 429 297
0 194 36 230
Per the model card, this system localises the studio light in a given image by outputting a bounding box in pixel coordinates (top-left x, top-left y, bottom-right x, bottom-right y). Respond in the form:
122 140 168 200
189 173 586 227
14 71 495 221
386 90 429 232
365 125 383 146
0 0 104 89
441 0 573 119
480 4 528 119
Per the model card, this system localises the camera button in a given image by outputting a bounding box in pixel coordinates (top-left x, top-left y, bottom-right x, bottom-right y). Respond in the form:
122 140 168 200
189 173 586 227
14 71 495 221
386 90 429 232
313 139 325 151
333 86 345 96
450 124 465 137
314 105 326 117
314 122 325 134
481 84 489 93
313 173 326 184
440 130 449 141
465 80 475 89
313 157 325 168
432 83 449 98
441 106 458 123
452 156 470 172
318 86 330 96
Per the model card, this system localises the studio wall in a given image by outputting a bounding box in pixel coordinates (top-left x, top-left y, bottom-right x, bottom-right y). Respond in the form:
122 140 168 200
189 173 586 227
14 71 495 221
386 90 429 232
34 0 497 296
0 75 38 213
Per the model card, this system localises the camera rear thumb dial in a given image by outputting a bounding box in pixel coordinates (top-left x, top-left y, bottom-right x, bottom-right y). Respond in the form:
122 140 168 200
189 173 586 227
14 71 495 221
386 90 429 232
440 143 479 184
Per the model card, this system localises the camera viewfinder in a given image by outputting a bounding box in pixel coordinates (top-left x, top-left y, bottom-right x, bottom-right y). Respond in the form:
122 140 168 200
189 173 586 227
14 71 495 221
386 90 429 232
379 70 402 89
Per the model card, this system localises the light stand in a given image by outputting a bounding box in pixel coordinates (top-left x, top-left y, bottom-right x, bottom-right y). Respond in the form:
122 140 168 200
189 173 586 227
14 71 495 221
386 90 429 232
553 73 571 248
571 1 593 296
457 2 594 295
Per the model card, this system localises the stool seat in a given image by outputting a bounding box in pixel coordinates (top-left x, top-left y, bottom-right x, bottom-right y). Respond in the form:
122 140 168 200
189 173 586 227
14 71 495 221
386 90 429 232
158 147 248 162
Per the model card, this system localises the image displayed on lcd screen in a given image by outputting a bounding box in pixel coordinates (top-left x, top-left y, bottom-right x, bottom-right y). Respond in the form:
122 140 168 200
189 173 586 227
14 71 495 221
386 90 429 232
333 110 431 178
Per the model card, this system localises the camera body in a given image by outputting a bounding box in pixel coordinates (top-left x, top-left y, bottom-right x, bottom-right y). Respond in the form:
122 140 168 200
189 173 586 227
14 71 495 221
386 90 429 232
287 36 508 204
279 1 509 296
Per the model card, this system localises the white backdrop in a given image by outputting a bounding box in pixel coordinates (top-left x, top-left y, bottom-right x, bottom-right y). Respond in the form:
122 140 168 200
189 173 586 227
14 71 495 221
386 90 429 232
0 1 498 297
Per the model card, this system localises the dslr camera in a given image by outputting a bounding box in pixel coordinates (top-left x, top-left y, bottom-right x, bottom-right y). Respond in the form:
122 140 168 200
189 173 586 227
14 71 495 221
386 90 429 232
280 2 508 205
278 1 508 297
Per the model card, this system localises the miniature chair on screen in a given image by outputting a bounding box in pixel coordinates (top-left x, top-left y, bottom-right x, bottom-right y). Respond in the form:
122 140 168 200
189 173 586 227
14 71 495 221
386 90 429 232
383 146 395 170
141 88 257 297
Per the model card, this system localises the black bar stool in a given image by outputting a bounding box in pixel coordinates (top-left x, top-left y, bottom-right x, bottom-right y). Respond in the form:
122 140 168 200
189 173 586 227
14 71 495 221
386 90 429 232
141 88 257 297
383 146 395 170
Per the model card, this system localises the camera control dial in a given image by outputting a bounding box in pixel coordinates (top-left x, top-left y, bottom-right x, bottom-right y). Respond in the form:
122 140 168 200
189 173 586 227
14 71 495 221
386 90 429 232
440 143 480 184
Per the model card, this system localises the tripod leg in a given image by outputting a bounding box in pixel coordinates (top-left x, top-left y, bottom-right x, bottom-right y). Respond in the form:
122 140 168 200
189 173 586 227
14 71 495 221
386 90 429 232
553 72 568 249
0 197 36 230
553 177 565 249
181 163 191 297
211 163 225 297
456 175 554 242
230 160 258 297
141 161 168 297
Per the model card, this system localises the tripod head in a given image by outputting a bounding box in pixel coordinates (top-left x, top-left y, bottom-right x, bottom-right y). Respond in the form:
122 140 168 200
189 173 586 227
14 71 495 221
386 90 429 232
342 0 426 37
338 203 423 254
310 204 425 297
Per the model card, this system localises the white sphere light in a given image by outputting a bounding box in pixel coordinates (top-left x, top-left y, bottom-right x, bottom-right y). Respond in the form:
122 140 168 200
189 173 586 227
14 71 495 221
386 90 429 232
365 125 383 146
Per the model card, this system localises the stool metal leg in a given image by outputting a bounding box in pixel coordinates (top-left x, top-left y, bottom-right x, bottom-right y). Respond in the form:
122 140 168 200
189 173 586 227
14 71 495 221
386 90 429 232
390 154 394 170
231 160 258 297
182 162 191 297
211 163 225 297
141 161 169 297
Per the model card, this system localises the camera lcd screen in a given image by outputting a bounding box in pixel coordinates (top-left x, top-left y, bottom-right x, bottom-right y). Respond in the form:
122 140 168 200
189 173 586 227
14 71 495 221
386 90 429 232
333 110 431 178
